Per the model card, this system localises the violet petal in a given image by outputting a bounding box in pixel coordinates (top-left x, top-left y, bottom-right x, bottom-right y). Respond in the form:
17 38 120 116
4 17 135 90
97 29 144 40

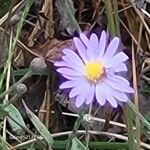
59 80 76 89
57 68 84 76
90 33 99 56
105 52 129 68
96 82 118 107
54 61 67 67
98 31 107 59
104 78 134 93
69 78 90 98
80 33 90 47
113 63 127 72
104 37 119 59
109 75 130 86
73 37 88 63
63 48 85 67
112 90 129 102
75 94 86 107
86 85 95 104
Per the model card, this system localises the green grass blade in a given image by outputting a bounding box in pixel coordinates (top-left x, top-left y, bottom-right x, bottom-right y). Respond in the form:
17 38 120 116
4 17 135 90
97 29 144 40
128 101 150 132
104 0 116 36
124 104 136 150
61 0 81 33
113 0 120 36
22 100 54 148
71 138 86 150
5 104 26 135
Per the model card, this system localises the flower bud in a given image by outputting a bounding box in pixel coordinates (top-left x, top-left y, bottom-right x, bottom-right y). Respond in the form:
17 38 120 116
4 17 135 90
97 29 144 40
30 58 46 72
16 83 27 95
83 114 93 123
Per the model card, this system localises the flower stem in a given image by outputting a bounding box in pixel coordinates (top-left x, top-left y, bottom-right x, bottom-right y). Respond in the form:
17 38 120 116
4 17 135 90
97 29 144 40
85 104 92 150
66 110 84 150
0 70 32 100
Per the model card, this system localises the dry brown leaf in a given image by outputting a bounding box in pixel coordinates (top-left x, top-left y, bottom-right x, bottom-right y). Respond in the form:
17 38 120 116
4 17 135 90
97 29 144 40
0 29 8 68
31 38 72 63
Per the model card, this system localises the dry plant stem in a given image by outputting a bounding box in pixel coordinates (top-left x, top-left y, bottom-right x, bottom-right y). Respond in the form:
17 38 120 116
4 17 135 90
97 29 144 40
45 91 50 128
145 32 150 50
10 130 150 150
119 19 144 53
3 119 7 140
27 0 53 46
90 7 104 30
132 40 141 150
1 0 34 95
38 94 47 123
117 4 132 13
141 8 150 18
9 136 44 150
44 110 136 129
131 3 150 36
92 0 101 20
0 0 26 25
46 0 54 38
142 3 150 51
23 20 50 38
17 39 42 58
50 111 128 129
46 74 55 127
3 28 13 140
6 129 22 143
3 0 17 40
6 115 46 147
4 28 13 102
0 28 42 59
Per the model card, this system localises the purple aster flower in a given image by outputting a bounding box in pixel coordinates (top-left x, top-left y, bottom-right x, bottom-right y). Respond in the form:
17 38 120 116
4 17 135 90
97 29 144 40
54 31 134 108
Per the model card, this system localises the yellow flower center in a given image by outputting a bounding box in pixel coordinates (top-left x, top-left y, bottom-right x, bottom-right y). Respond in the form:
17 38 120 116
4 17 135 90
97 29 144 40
85 62 104 83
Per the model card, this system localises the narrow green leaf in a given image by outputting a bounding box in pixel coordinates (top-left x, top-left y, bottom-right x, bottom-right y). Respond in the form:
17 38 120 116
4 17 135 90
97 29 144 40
22 100 54 148
14 140 128 149
5 104 26 135
104 0 116 36
13 68 48 76
0 136 9 150
113 0 120 36
64 0 81 33
0 108 8 120
144 112 150 123
71 138 86 150
55 0 81 34
128 101 150 132
124 104 136 150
